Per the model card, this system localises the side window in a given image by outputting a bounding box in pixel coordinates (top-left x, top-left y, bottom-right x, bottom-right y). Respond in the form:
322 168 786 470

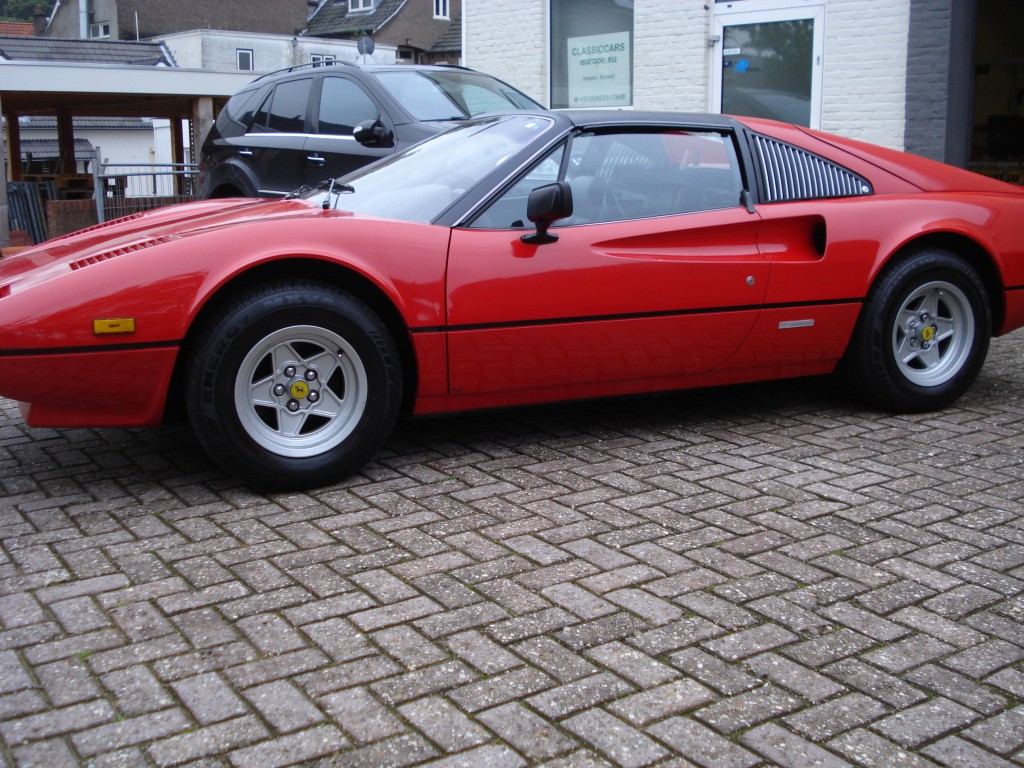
564 130 743 224
262 79 314 134
469 145 566 229
317 78 379 136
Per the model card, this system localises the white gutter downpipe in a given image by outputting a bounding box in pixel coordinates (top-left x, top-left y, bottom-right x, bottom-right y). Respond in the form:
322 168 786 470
79 0 90 38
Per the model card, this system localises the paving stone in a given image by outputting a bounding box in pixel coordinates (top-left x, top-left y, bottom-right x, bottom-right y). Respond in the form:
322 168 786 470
227 724 348 768
606 677 716 726
527 672 634 720
702 623 798 661
828 729 940 767
905 664 1008 715
740 722 853 767
563 709 667 768
477 703 578 760
783 692 889 741
242 679 324 733
397 695 489 751
71 708 191 757
11 737 80 768
312 732 437 767
318 687 405 744
823 659 929 710
648 716 761 768
874 698 980 747
863 634 957 674
744 652 846 702
694 682 803 735
921 736 1019 768
172 672 248 726
445 630 522 675
669 648 761 696
512 637 598 682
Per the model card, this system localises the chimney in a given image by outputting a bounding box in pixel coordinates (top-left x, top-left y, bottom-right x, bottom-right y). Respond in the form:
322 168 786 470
33 4 46 36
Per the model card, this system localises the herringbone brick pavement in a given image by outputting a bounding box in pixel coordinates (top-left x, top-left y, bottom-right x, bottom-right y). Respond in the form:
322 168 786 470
0 333 1022 767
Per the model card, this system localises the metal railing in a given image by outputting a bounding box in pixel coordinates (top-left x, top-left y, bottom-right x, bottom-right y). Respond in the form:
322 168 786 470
92 148 199 223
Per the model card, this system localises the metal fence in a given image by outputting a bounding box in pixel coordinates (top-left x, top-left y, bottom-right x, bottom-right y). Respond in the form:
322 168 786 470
92 148 199 223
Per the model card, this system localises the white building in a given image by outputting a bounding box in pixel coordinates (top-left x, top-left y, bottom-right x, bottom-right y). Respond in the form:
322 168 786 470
464 0 1024 181
155 29 397 74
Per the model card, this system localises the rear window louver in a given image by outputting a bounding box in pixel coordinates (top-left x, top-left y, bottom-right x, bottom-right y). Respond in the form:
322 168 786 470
70 236 175 271
752 134 872 203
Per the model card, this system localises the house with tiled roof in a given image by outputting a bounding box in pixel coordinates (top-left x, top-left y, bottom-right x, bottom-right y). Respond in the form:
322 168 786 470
0 21 35 36
46 0 315 40
306 0 460 65
0 34 173 65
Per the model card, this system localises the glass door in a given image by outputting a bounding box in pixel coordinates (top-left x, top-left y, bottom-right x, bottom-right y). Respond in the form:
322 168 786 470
711 1 824 128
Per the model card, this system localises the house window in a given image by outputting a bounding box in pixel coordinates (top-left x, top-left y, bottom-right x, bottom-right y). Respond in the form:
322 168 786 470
433 0 449 19
89 21 110 38
349 0 374 12
237 49 254 71
550 0 633 109
311 54 337 66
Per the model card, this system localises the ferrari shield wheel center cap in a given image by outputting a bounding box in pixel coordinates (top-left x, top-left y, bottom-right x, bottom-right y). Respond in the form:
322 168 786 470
289 380 310 400
921 325 936 342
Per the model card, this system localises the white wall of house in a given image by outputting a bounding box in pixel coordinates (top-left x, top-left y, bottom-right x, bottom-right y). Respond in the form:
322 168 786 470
157 29 397 73
464 0 911 150
19 125 156 168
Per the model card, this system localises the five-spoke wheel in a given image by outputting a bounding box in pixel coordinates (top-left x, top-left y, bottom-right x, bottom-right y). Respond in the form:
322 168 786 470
187 281 402 490
844 248 990 412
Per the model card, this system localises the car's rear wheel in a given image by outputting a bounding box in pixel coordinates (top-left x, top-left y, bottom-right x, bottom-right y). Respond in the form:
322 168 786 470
844 248 990 412
186 281 402 490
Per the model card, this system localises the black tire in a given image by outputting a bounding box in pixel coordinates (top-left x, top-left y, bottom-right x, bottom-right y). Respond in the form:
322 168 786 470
186 281 402 490
843 248 990 412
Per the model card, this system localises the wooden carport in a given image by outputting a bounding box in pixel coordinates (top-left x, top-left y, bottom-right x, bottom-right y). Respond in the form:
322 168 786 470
1 60 254 246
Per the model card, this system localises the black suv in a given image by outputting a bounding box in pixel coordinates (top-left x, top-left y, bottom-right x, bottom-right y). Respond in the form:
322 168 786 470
198 62 541 199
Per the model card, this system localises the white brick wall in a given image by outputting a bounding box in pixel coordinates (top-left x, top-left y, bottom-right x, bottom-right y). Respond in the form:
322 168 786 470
464 0 912 149
463 0 548 105
822 0 910 149
634 1 709 112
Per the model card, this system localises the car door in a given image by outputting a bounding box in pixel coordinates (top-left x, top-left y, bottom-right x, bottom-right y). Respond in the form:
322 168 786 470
446 127 770 398
243 77 316 196
303 76 396 185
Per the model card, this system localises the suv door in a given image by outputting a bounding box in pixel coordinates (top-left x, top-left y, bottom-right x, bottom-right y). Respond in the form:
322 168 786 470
303 76 396 185
245 77 315 196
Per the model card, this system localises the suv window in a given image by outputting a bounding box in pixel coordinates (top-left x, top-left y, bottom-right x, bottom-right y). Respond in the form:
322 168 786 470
255 78 313 133
375 70 538 120
317 78 379 136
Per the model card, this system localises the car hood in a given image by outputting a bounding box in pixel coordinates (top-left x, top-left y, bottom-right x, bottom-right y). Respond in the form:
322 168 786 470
0 197 325 288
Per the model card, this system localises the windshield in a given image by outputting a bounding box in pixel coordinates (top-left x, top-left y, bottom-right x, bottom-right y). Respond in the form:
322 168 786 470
374 69 541 121
306 114 555 223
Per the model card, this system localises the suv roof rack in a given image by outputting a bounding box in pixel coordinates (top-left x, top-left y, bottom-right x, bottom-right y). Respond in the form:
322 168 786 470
250 61 480 83
251 60 359 82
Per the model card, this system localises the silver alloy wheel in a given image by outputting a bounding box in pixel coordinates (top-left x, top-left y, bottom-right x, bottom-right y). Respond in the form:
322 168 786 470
233 325 368 458
891 279 975 387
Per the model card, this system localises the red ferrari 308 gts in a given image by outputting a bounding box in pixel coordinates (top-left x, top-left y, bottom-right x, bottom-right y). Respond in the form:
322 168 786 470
1 110 1022 489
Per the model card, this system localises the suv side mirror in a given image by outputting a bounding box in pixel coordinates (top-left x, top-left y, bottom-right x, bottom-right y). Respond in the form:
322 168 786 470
354 118 390 146
522 181 573 245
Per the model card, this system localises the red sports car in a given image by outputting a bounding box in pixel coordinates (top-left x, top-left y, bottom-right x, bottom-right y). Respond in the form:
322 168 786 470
1 111 1022 489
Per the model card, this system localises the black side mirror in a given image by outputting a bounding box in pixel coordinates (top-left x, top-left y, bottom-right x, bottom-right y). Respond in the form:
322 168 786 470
522 181 573 245
354 119 390 146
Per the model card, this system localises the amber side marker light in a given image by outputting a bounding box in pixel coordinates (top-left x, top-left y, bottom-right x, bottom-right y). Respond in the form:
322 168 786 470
93 318 136 335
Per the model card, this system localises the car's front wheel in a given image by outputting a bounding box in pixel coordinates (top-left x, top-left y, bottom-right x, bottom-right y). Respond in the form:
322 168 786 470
844 248 991 412
187 281 402 490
